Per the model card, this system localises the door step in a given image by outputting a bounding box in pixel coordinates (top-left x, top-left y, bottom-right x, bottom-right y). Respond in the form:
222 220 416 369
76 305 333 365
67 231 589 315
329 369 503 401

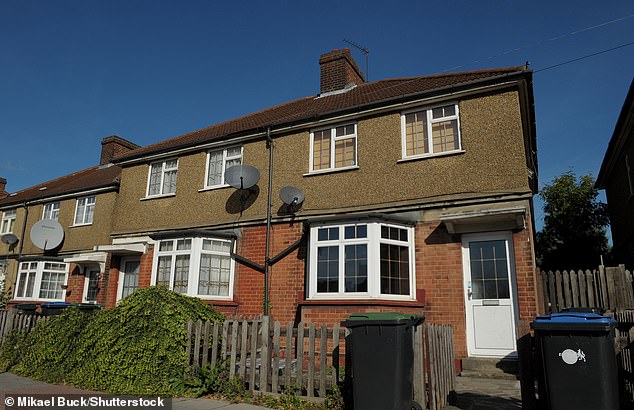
460 357 519 380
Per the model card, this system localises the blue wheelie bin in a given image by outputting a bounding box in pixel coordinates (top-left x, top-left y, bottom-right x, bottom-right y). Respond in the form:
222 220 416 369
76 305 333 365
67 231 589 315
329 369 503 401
531 312 618 410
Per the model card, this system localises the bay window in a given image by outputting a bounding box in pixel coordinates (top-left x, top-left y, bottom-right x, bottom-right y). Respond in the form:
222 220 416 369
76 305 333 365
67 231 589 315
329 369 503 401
152 237 234 299
15 261 68 301
309 221 415 299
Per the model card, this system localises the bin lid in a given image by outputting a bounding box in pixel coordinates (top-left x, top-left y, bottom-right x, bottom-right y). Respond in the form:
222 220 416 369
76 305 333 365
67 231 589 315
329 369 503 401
531 312 616 332
342 312 424 327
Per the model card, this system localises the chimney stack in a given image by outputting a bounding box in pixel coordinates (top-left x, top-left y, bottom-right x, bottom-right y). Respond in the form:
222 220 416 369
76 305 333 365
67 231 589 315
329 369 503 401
100 136 140 165
0 178 7 199
319 49 365 95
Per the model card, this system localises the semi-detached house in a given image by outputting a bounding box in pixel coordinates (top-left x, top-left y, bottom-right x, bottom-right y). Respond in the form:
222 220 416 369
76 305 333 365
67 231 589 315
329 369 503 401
0 49 538 360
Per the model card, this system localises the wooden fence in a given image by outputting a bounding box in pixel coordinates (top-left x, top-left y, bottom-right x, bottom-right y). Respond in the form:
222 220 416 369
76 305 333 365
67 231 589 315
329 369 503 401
0 309 46 344
612 310 634 408
186 316 455 409
539 265 634 313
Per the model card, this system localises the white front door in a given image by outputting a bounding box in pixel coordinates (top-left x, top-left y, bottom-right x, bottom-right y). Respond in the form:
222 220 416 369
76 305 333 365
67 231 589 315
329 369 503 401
463 232 518 357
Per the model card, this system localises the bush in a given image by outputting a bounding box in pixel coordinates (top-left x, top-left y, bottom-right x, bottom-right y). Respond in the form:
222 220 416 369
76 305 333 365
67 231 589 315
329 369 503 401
1 287 223 395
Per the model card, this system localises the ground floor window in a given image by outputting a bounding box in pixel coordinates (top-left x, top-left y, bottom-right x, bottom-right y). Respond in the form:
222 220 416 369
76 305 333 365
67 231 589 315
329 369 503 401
152 237 234 299
308 221 415 300
14 261 68 301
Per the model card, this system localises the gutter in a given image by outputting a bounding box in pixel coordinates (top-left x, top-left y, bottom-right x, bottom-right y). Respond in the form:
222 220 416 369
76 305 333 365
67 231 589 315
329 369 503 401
114 72 530 166
0 185 118 211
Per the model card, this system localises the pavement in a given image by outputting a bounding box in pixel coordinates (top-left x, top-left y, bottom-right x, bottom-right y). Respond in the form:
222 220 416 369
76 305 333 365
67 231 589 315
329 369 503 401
443 376 522 410
0 371 523 410
0 372 269 410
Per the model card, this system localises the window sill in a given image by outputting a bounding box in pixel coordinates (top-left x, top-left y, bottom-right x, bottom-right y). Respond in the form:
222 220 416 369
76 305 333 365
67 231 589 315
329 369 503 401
299 289 425 307
198 185 231 193
70 223 93 228
303 165 359 177
200 299 239 307
398 149 465 163
140 193 176 201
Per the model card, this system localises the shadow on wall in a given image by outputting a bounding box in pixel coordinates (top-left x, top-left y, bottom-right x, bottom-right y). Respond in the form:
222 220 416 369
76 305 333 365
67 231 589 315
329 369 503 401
425 223 459 245
225 185 260 214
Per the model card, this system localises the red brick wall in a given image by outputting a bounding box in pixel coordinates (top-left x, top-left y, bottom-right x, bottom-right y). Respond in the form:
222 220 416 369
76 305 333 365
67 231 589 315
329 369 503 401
103 246 154 308
513 209 538 321
65 264 85 303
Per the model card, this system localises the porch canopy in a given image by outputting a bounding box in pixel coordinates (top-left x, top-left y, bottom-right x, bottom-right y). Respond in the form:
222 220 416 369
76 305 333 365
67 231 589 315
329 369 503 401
440 205 526 234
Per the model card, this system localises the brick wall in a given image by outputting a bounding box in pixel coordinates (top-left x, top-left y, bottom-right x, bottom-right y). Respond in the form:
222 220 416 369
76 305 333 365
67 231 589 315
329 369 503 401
319 49 365 94
65 263 85 303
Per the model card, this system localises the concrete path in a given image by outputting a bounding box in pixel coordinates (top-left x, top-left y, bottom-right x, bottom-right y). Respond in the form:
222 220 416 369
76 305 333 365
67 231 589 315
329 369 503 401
0 372 269 410
443 376 522 410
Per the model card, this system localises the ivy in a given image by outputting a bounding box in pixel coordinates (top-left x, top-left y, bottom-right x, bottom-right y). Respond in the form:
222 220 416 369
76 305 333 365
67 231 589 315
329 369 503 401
1 286 223 396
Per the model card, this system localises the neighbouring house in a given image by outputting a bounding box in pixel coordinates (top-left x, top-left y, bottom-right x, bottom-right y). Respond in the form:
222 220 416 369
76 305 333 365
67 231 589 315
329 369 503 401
0 136 138 307
597 78 634 264
106 49 539 359
0 49 539 361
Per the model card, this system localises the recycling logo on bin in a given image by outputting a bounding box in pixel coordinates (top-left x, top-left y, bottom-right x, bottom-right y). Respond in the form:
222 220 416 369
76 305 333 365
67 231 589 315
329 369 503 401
559 348 586 365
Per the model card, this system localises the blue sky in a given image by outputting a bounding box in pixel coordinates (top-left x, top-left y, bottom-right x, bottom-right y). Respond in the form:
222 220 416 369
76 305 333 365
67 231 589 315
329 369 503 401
1 1 633 232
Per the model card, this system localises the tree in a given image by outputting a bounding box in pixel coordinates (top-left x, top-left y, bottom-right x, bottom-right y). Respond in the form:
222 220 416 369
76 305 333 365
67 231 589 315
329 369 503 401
536 171 609 269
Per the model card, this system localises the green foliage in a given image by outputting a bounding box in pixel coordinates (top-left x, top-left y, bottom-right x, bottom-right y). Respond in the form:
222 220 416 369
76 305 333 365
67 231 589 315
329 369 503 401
0 329 29 371
178 361 246 399
1 286 223 395
537 171 610 269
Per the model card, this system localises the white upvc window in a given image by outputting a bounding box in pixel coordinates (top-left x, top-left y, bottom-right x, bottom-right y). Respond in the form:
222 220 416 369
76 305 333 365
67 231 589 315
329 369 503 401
147 158 178 197
205 147 243 189
152 237 235 300
401 103 461 159
74 196 95 226
42 202 60 221
309 123 357 173
308 221 415 300
14 261 68 301
1 209 16 234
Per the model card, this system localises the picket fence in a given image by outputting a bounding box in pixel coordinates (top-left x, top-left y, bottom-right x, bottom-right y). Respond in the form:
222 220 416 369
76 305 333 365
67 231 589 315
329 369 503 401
186 316 455 410
539 265 634 313
0 309 46 344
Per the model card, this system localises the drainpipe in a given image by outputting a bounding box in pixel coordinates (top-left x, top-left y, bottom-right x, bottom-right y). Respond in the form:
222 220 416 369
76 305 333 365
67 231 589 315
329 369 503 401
263 127 273 316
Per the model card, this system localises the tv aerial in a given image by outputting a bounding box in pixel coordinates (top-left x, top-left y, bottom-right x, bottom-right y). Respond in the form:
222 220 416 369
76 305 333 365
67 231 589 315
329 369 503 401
225 164 260 189
280 186 305 208
1 233 18 246
30 219 64 250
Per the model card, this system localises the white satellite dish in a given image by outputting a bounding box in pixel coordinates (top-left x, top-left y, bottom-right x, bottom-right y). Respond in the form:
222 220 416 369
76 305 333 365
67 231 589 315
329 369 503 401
1 233 18 246
225 165 260 189
30 219 64 250
280 186 305 207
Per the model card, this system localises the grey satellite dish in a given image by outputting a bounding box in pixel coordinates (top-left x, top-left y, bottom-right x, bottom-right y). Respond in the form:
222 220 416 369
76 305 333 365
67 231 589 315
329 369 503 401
30 219 64 250
225 164 260 189
280 186 305 207
1 233 18 246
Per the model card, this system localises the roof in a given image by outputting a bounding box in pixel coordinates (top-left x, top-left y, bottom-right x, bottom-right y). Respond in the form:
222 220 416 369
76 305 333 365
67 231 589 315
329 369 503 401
0 164 121 208
114 66 529 162
597 78 634 189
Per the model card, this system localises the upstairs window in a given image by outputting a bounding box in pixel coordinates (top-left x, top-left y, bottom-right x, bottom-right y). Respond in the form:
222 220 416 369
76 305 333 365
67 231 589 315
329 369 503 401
153 237 234 299
147 159 178 196
309 222 415 300
1 209 16 234
310 123 357 172
74 196 95 225
205 147 243 188
402 104 461 158
42 202 60 221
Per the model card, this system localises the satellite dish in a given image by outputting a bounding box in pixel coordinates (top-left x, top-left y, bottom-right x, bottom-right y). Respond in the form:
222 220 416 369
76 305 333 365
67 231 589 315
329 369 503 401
30 219 64 250
280 186 305 207
1 233 18 246
225 165 260 189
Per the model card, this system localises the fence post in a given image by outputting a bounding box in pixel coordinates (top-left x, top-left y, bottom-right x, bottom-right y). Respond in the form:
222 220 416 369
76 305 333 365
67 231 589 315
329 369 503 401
259 315 270 392
413 322 426 409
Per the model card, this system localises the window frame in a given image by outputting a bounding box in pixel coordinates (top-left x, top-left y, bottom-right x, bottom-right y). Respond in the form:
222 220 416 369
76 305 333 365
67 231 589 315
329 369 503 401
400 102 462 160
42 202 60 221
1 209 16 234
146 158 179 198
73 195 96 226
151 237 236 300
14 261 69 302
309 123 358 174
308 221 416 300
82 267 101 303
203 146 244 190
